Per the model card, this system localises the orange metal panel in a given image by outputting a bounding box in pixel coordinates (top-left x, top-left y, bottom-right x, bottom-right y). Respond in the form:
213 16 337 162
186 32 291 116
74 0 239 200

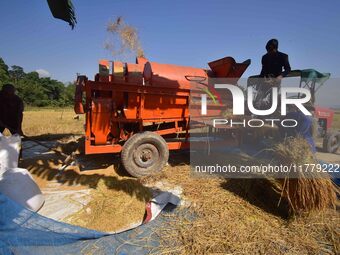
208 57 235 77
126 63 144 84
136 57 148 65
155 127 183 136
208 57 251 79
167 141 190 150
99 59 110 76
91 98 112 145
143 61 208 89
85 139 122 154
112 61 125 82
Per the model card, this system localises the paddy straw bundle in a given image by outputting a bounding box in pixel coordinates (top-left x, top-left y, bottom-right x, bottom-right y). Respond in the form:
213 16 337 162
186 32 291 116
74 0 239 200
273 137 338 215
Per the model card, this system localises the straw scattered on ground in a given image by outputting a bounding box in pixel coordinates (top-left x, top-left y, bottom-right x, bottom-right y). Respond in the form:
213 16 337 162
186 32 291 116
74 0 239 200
64 178 151 232
141 152 340 255
18 133 340 254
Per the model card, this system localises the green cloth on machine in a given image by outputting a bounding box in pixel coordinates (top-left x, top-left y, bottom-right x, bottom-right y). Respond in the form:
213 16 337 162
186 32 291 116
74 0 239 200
300 69 330 85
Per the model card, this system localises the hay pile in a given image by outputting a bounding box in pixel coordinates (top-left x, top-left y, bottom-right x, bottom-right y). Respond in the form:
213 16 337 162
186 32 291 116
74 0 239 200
273 137 338 214
141 152 339 255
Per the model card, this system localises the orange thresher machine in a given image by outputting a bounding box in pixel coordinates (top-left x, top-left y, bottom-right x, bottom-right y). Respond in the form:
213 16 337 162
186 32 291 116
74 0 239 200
74 57 250 177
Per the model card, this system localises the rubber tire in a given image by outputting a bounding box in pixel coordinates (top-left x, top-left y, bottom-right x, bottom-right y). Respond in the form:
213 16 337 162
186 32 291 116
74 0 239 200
121 131 169 178
323 131 340 153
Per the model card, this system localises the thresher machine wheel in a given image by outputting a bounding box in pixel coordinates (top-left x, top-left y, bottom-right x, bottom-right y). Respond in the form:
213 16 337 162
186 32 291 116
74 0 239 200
323 131 340 153
121 132 169 178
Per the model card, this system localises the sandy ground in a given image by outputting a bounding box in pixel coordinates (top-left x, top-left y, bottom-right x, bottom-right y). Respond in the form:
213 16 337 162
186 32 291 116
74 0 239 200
317 150 340 163
315 139 340 164
316 149 340 165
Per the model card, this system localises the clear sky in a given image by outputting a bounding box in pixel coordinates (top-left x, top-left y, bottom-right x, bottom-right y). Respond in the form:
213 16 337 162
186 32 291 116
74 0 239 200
0 0 339 106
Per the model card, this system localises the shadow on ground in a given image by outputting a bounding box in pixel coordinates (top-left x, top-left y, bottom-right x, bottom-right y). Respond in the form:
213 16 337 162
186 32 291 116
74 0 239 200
23 133 80 141
21 136 293 216
19 152 150 202
221 178 290 219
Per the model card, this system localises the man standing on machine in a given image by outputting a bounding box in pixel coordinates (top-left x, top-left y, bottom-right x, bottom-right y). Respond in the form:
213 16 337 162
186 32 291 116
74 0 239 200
260 38 291 82
248 39 291 110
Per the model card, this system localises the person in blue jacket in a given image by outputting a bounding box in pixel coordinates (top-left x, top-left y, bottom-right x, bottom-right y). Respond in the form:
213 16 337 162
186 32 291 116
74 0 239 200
280 105 316 153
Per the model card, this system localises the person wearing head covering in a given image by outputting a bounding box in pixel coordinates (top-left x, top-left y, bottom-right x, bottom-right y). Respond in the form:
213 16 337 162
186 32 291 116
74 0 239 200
0 84 24 135
260 39 291 80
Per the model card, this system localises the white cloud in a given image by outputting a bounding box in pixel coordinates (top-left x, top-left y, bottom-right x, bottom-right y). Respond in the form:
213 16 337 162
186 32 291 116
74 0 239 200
36 69 51 78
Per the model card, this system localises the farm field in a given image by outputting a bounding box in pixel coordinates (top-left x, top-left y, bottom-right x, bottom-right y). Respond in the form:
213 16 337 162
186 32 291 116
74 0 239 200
1 1 339 254
333 110 340 130
22 108 84 138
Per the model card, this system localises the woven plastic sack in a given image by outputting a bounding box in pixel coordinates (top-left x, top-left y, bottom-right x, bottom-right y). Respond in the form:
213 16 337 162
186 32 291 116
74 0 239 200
0 133 21 173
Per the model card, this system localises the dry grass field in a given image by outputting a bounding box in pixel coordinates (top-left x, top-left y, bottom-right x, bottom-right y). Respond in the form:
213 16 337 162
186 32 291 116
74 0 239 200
333 111 340 130
22 108 84 138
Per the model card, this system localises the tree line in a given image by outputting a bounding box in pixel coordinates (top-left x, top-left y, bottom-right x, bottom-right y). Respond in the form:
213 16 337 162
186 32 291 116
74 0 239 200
0 57 75 107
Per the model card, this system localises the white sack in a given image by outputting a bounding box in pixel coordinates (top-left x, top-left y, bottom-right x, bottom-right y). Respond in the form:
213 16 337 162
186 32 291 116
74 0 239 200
0 133 21 173
0 167 45 212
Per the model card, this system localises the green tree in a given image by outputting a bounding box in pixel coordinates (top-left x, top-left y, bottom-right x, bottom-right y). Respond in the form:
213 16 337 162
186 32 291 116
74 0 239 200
40 77 65 101
9 65 25 84
16 72 48 106
0 57 75 107
0 58 10 87
63 82 75 105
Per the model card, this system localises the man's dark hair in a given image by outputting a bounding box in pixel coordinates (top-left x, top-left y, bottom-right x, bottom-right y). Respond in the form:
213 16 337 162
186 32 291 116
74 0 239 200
265 39 279 52
1 83 15 92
